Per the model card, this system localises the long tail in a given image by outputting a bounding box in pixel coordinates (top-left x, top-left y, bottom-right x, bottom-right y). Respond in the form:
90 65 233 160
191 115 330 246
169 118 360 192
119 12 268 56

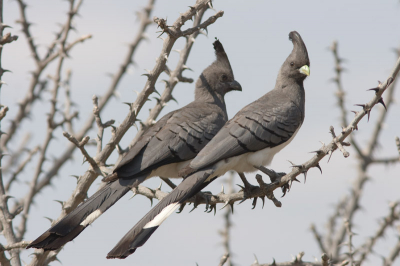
27 175 146 250
106 168 215 259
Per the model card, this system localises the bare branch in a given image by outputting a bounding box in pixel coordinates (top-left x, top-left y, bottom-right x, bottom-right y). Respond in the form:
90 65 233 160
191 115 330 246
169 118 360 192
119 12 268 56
310 224 327 254
15 0 40 62
0 0 22 264
62 69 75 134
92 95 115 157
63 132 100 173
357 202 400 265
365 47 400 157
0 32 18 45
330 41 363 158
0 104 7 121
384 236 400 266
2 133 31 174
1 11 90 151
0 241 31 251
5 146 40 191
252 252 326 266
218 253 229 266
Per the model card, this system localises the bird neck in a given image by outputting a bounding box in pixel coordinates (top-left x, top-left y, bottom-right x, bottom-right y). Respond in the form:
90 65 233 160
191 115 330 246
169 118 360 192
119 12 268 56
194 74 227 111
275 78 305 115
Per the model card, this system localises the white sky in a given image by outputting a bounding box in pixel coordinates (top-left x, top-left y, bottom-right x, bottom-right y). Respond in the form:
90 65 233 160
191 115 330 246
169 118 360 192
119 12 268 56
1 0 400 265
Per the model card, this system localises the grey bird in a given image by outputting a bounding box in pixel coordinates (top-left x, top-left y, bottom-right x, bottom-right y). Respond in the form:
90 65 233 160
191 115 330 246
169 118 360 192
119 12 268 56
106 31 310 259
27 40 242 251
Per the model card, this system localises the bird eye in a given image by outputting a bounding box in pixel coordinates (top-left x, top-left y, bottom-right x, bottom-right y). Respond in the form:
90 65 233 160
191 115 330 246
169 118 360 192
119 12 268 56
290 62 294 67
221 74 228 82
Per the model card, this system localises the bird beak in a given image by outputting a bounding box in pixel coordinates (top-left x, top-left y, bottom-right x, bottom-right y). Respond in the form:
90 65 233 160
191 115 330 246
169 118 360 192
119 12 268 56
299 65 310 76
228 80 242 91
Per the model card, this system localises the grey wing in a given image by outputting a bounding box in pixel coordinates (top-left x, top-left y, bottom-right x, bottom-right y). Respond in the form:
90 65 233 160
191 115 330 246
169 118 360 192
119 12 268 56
189 101 302 171
113 111 176 172
115 104 226 178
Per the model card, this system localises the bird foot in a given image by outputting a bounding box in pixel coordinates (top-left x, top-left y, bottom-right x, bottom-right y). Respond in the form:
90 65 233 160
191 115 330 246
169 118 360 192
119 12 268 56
189 191 212 213
237 173 258 203
254 165 286 183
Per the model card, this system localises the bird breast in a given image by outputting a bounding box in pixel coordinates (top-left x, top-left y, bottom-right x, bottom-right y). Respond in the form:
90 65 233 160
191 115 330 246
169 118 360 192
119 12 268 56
208 126 300 181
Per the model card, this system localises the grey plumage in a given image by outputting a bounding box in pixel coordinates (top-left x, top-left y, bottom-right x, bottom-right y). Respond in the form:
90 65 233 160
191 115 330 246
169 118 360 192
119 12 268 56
27 39 241 251
106 31 310 259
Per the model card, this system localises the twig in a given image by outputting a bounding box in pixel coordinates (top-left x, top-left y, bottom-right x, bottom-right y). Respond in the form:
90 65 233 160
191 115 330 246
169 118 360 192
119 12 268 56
384 236 400 266
0 32 18 45
62 69 74 134
365 47 400 157
2 133 30 175
330 41 363 158
357 202 400 265
252 252 324 266
344 221 354 266
219 253 229 266
0 241 31 251
62 132 99 173
329 126 350 158
5 146 40 191
0 104 7 120
219 173 234 266
311 224 327 254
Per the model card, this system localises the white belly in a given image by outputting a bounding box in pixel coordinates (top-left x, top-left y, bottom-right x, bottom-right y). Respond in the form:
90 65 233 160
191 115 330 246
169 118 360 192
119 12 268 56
208 127 300 181
148 160 191 179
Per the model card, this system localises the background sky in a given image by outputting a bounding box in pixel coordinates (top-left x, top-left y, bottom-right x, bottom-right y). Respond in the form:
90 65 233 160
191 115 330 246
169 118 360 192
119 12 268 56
1 0 400 265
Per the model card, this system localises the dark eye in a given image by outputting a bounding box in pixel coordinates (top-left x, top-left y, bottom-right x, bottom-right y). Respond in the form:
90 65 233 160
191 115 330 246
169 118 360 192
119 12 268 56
290 62 294 67
221 74 228 82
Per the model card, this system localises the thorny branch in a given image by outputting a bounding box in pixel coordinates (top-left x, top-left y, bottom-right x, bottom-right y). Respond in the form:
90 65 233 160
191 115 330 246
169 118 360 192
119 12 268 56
1 0 90 152
14 0 82 244
311 43 400 264
218 174 235 266
357 202 400 265
251 252 330 266
0 0 22 265
330 41 363 157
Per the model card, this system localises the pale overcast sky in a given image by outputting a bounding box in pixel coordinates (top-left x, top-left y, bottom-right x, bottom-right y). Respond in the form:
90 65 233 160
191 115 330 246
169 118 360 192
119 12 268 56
2 0 400 265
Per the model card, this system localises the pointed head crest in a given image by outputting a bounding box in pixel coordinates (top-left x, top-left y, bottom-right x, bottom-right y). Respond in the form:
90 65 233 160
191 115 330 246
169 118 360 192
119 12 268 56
212 38 233 72
288 31 310 67
198 38 235 87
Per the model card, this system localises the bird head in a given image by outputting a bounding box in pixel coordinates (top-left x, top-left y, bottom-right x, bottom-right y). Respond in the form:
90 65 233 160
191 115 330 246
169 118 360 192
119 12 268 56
196 39 242 100
279 31 310 82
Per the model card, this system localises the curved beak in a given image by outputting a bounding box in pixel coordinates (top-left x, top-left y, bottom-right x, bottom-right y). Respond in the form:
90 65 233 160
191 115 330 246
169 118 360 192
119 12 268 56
299 65 310 76
227 80 242 92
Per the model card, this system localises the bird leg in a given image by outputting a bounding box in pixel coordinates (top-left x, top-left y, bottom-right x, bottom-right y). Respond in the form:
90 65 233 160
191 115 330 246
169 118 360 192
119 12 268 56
237 173 258 204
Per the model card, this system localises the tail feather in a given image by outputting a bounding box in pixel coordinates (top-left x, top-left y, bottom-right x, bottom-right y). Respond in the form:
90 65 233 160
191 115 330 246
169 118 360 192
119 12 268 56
106 168 215 259
27 175 146 250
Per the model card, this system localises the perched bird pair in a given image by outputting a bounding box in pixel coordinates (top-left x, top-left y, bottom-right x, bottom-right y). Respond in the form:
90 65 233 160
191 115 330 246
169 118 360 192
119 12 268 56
28 31 310 260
